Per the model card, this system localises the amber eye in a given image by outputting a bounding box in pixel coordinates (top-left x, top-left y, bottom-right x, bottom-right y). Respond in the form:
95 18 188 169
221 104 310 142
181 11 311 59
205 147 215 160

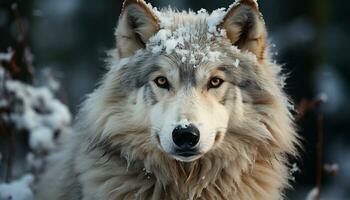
154 76 170 90
208 77 224 89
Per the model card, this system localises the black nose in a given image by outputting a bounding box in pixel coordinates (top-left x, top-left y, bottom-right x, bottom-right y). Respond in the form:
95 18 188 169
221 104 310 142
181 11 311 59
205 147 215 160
172 124 200 149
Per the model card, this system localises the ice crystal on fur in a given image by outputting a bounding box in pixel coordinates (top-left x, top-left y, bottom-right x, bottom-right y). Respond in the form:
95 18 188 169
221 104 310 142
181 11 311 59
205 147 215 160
207 51 221 62
289 163 300 181
178 118 191 128
233 58 240 68
207 8 227 33
147 24 226 66
145 7 237 66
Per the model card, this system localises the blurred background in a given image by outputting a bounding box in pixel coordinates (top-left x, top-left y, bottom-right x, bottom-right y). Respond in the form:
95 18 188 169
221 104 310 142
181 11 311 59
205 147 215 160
0 0 349 199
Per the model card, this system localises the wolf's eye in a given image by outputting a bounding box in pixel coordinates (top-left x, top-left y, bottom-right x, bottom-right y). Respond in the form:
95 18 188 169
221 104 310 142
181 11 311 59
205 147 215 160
154 76 170 90
208 77 224 89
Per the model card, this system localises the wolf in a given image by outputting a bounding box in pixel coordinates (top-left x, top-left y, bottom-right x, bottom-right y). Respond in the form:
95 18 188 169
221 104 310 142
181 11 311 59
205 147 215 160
36 0 299 199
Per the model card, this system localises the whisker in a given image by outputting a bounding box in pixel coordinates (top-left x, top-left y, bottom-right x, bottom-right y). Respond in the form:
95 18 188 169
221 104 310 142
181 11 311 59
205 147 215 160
149 127 161 131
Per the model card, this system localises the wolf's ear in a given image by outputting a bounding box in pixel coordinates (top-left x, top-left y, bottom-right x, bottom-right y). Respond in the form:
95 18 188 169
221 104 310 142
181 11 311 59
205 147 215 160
220 0 266 61
116 0 159 58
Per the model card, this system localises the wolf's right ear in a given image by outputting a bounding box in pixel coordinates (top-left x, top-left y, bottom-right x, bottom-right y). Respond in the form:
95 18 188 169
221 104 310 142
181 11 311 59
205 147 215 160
116 0 159 58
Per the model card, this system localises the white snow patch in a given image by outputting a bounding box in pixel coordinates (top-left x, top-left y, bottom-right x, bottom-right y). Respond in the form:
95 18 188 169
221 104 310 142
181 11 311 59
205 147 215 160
143 5 232 66
233 59 240 68
148 28 185 56
0 174 34 200
207 8 227 33
189 54 196 65
164 38 180 54
219 29 227 37
30 127 56 152
2 78 71 152
207 51 221 62
290 163 300 174
0 48 14 62
197 8 207 14
279 75 287 88
289 163 300 181
147 24 225 66
26 153 44 171
178 119 191 128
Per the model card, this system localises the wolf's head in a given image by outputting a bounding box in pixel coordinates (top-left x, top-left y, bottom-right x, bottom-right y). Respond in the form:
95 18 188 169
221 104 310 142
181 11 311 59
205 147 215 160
84 0 298 165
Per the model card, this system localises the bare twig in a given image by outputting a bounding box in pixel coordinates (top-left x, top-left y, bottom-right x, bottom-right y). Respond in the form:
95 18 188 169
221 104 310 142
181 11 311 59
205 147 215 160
295 95 335 200
11 3 35 84
315 114 323 199
295 97 323 120
0 70 16 183
323 163 339 177
12 3 28 48
4 126 15 183
0 4 34 183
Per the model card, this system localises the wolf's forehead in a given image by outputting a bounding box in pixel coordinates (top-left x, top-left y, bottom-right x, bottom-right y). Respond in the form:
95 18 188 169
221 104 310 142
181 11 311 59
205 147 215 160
146 12 228 68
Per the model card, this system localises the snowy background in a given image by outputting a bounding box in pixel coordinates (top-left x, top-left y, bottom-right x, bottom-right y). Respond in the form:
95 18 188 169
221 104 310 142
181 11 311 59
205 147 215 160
0 0 349 199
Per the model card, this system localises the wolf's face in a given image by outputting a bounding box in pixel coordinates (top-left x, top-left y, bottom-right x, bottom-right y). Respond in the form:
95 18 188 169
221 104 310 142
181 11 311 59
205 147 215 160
147 55 231 162
97 0 293 163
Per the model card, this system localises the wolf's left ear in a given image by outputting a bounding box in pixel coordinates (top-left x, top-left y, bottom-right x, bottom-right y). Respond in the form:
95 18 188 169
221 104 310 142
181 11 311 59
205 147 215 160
116 0 159 58
220 0 266 61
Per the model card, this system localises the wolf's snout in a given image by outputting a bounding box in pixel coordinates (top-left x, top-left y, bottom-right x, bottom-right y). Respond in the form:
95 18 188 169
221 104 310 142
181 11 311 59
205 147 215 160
172 124 200 150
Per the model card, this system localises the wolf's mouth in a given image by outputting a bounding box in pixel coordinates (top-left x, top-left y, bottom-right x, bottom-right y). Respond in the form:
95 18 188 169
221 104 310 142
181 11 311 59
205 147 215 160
172 153 202 162
176 151 198 157
172 148 202 162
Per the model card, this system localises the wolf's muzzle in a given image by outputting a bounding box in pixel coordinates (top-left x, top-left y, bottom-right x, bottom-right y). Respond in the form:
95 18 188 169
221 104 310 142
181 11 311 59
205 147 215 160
172 124 200 156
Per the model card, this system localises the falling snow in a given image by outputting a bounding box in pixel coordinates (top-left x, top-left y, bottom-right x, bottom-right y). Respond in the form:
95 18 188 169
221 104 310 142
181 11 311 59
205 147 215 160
305 187 319 200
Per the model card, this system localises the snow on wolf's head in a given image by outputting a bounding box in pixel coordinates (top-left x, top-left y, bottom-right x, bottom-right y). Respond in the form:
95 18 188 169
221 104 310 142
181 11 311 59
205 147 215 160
85 0 298 165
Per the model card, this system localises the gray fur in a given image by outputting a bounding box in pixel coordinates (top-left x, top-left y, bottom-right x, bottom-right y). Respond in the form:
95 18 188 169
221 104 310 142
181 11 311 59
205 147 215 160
144 83 157 105
118 54 161 89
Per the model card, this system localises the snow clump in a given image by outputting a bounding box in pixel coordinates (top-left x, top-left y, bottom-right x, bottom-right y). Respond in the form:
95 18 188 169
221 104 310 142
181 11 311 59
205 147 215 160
0 174 34 200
